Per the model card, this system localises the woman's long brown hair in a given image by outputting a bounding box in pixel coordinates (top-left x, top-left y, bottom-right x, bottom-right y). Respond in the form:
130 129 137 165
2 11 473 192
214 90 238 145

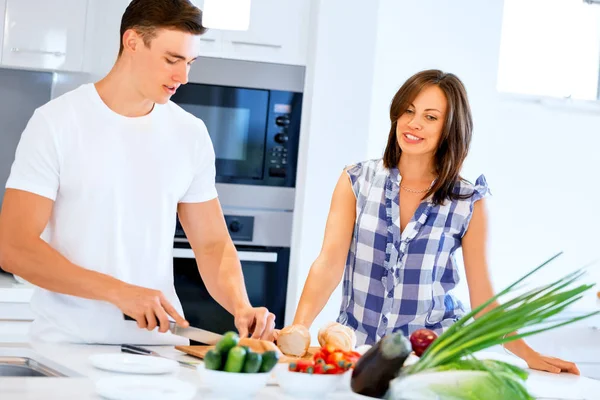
383 69 473 206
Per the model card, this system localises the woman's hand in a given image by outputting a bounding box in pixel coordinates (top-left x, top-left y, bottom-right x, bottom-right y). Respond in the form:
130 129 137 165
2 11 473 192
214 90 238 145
523 350 580 375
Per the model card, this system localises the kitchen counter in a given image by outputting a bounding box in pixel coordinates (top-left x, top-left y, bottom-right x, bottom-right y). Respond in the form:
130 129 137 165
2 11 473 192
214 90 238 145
1 341 600 399
0 272 34 303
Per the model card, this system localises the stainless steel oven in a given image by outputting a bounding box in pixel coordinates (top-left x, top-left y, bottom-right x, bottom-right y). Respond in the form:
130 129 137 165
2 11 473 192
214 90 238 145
173 185 295 337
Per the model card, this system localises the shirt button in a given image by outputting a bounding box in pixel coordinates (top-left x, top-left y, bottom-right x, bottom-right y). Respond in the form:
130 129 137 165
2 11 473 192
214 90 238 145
382 316 388 323
387 291 393 298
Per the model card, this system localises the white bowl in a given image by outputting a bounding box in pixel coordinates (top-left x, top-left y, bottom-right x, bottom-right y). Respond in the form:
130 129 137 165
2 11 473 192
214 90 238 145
274 363 347 397
196 363 270 398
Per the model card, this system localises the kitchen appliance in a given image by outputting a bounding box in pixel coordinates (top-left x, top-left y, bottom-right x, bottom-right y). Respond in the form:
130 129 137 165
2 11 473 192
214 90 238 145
171 83 302 188
173 188 293 336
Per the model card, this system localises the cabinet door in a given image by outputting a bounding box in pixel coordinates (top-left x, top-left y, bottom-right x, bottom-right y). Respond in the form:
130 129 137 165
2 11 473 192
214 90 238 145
82 0 131 79
1 0 88 72
0 0 6 64
191 0 224 57
221 0 311 66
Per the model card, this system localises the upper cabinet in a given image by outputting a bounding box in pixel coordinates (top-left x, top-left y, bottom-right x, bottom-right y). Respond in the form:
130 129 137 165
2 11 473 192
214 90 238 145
219 0 311 66
82 0 131 79
1 0 87 72
191 0 225 57
0 0 311 74
0 0 6 64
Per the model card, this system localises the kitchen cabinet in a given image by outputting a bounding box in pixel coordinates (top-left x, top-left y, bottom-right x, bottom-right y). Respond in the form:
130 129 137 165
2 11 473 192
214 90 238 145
191 0 226 57
1 0 88 72
220 0 311 66
0 0 5 64
83 0 311 73
82 0 131 79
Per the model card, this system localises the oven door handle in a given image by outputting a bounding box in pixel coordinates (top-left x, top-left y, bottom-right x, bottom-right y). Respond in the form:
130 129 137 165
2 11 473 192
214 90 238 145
173 248 278 263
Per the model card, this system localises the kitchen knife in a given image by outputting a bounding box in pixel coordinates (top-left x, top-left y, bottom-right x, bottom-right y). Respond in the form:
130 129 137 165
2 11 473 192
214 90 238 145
123 314 224 345
121 344 199 369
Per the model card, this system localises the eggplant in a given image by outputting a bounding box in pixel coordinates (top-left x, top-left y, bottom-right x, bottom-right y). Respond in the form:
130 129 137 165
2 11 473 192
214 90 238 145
350 332 412 398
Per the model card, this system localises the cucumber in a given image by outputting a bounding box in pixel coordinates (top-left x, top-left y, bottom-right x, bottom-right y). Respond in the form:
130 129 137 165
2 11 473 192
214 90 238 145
204 349 222 371
223 346 247 373
243 351 262 373
259 350 280 373
215 331 239 354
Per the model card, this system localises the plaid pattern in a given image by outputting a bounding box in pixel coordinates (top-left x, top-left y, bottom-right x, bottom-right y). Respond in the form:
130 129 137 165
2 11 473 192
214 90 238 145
337 159 490 345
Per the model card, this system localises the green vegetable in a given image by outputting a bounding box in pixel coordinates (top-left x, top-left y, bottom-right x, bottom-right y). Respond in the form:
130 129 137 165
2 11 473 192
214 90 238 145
223 346 247 373
203 349 222 370
215 331 239 354
243 351 262 373
259 350 279 372
408 252 599 374
388 369 534 400
385 252 600 400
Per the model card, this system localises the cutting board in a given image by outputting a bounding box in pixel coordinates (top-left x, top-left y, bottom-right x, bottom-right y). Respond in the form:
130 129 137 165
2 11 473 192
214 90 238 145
175 339 320 364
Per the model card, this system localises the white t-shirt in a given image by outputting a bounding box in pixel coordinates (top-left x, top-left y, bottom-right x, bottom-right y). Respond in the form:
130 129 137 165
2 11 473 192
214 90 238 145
5 83 218 345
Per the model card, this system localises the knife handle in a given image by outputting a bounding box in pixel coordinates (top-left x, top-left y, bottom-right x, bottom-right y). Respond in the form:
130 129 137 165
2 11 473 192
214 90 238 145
123 314 175 325
121 344 155 356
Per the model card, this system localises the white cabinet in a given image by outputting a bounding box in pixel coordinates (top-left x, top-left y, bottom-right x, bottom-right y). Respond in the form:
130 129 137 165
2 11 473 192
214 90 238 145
81 0 311 77
1 0 87 72
193 0 311 65
0 0 6 64
192 0 225 57
220 0 311 66
82 0 131 79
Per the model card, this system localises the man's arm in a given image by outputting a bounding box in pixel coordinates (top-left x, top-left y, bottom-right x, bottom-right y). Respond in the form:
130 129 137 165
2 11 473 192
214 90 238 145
178 198 275 339
0 189 188 332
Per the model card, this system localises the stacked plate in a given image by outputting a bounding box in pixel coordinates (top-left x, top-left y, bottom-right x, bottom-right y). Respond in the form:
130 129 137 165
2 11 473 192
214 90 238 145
89 353 196 400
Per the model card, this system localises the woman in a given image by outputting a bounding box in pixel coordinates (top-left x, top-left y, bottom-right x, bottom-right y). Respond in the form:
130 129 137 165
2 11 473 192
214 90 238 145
285 70 578 374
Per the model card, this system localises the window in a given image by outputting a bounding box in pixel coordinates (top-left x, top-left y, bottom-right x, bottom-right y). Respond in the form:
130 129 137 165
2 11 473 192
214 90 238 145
497 0 600 101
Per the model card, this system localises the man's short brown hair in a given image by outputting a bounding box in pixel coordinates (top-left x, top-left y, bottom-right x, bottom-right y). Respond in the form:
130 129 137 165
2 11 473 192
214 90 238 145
119 0 206 55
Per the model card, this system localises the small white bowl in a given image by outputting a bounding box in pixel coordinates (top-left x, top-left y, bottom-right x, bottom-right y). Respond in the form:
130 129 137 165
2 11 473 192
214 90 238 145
274 363 347 397
196 363 270 398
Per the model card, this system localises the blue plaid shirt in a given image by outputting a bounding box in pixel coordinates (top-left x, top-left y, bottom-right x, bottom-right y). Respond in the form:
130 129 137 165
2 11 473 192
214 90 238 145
337 159 490 346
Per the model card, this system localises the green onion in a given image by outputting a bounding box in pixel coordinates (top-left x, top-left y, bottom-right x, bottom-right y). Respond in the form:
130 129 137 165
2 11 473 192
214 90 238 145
407 252 599 374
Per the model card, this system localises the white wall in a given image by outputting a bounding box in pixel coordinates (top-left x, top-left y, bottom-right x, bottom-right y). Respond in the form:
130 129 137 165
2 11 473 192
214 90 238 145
366 0 600 310
285 0 380 337
289 0 600 332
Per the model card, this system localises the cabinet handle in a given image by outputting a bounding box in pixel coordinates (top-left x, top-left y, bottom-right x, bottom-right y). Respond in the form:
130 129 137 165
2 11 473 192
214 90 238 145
11 47 66 57
173 248 278 262
231 41 282 49
200 37 217 42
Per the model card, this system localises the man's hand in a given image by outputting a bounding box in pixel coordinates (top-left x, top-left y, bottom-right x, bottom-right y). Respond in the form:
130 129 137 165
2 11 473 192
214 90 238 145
234 306 276 341
114 283 189 333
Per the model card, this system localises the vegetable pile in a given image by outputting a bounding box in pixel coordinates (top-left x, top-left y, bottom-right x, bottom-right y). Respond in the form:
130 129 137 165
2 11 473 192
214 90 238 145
287 344 361 375
350 252 599 399
204 331 279 374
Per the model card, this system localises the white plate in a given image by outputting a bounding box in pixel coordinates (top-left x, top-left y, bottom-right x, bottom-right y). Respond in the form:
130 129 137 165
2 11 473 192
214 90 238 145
96 376 197 400
89 353 179 375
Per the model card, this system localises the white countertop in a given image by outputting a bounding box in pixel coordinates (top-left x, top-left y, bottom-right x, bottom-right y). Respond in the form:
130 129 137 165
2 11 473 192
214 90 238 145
0 272 35 303
0 342 599 400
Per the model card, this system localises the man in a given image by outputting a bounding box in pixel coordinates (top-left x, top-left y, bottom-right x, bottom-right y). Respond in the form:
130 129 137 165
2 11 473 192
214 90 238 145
0 0 276 345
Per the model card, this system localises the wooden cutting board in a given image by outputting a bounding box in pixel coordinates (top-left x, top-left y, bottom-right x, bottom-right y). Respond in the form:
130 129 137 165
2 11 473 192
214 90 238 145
175 339 320 364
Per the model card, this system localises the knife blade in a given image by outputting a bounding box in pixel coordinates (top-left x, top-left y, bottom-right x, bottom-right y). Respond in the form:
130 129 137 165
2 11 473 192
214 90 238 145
168 321 223 345
123 314 223 345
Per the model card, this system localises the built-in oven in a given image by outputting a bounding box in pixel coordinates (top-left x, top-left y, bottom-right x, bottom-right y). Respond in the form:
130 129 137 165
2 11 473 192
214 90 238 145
171 82 302 188
173 184 296 337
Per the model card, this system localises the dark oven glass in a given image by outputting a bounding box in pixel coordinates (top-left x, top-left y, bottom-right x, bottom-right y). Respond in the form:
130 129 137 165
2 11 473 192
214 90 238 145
171 83 269 181
173 245 290 341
